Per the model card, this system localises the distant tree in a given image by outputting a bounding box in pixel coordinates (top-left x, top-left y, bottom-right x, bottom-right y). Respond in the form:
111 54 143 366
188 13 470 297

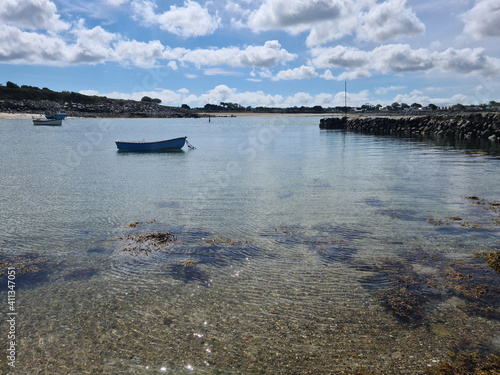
453 103 465 111
428 103 437 111
410 103 422 108
181 104 190 109
6 81 19 89
141 96 161 103
401 103 410 109
391 102 400 111
489 100 500 107
204 103 220 111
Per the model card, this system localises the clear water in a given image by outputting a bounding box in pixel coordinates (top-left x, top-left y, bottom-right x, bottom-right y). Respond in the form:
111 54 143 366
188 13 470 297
1 116 499 374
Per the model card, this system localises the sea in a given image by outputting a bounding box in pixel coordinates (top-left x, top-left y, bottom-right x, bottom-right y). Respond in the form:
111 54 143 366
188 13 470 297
1 116 499 374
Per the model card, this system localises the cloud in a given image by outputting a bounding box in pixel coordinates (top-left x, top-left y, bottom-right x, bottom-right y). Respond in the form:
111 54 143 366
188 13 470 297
375 85 406 95
311 46 369 69
274 65 317 80
333 89 370 107
204 68 243 76
282 92 314 107
462 0 500 39
357 0 425 42
0 26 70 65
0 0 70 32
322 69 371 81
0 19 294 71
114 39 166 68
180 40 296 68
311 44 500 77
248 0 343 34
106 0 128 5
70 23 120 64
167 61 178 70
131 0 158 25
246 0 424 46
198 84 284 107
132 0 221 37
431 94 468 105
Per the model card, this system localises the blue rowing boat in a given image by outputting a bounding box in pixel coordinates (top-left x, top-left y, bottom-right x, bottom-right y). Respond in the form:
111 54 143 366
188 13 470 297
45 112 67 120
115 136 188 151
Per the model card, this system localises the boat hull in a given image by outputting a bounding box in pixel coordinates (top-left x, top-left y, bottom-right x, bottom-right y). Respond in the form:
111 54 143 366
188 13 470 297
115 137 187 151
33 118 62 126
45 112 67 120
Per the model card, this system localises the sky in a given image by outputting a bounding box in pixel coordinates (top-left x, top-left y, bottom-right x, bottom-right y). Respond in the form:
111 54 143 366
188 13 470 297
1 0 500 108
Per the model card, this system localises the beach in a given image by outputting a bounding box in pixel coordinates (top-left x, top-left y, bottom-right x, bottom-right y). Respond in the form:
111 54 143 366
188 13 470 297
0 112 46 119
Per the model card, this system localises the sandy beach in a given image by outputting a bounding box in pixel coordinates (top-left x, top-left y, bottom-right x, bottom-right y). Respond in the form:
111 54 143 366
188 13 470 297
0 112 45 119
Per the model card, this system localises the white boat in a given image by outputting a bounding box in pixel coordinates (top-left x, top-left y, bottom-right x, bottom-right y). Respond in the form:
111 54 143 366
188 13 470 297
33 118 63 126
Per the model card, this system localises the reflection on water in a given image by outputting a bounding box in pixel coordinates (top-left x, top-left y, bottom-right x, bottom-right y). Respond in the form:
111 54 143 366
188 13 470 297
1 117 500 374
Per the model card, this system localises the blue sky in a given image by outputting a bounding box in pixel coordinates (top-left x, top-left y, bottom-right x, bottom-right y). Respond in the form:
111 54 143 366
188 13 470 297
1 0 499 108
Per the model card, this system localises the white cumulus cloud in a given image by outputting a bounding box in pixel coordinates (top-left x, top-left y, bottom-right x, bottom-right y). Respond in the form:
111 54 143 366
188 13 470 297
180 40 296 68
274 65 317 80
311 44 500 77
462 0 500 39
246 0 424 46
357 0 425 42
0 0 70 32
132 0 221 37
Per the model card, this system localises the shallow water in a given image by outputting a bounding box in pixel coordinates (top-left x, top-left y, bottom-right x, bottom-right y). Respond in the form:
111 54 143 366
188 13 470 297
1 116 500 374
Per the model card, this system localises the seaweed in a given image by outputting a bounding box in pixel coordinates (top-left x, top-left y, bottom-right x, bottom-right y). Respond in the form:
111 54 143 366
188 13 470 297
0 254 48 275
120 230 177 255
429 196 500 231
359 247 500 324
484 251 500 273
0 253 50 289
425 339 500 375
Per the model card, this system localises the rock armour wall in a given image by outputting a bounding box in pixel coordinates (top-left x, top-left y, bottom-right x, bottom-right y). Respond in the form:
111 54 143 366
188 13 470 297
319 114 500 141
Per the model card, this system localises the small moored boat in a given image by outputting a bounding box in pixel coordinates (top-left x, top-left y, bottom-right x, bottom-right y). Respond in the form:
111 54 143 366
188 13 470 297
45 112 66 120
33 118 63 126
115 136 189 151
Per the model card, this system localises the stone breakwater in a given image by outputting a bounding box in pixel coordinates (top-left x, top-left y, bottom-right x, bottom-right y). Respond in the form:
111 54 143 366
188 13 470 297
319 113 500 142
0 99 199 118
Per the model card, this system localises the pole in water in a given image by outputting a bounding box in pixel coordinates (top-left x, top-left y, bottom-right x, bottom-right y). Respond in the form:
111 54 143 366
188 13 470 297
344 81 347 115
209 113 211 123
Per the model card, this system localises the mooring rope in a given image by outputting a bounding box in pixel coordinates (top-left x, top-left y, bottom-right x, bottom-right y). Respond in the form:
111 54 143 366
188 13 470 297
186 139 196 149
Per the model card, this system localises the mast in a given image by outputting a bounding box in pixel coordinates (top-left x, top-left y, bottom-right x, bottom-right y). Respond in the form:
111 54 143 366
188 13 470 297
344 81 347 115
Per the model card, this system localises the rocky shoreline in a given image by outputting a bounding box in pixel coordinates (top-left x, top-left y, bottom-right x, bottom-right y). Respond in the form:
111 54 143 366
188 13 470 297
319 113 500 142
0 99 199 118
